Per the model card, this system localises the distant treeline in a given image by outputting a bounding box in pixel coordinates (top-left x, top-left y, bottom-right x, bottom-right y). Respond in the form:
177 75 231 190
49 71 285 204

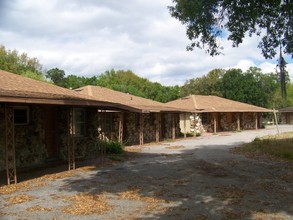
1 45 292 107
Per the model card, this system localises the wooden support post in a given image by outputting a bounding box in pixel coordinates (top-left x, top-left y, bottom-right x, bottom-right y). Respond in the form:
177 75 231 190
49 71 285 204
193 113 196 136
172 114 176 140
255 113 258 130
213 113 217 134
67 108 75 170
183 113 187 138
118 112 124 144
155 113 161 142
139 114 144 146
5 105 17 185
273 109 280 134
237 113 241 131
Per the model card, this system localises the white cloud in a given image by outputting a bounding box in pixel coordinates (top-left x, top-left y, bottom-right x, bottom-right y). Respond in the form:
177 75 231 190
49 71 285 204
0 0 292 86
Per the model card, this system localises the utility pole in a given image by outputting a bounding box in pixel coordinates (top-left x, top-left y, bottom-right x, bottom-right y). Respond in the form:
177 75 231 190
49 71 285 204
277 46 287 100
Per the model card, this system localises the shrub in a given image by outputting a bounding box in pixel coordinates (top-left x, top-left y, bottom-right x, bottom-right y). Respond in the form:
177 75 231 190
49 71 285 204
104 140 124 154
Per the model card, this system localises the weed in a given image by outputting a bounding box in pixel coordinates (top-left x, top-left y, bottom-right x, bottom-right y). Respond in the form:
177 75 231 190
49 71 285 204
233 132 293 161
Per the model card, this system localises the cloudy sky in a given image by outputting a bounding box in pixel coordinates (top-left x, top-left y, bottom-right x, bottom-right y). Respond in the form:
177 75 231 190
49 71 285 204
1 0 292 86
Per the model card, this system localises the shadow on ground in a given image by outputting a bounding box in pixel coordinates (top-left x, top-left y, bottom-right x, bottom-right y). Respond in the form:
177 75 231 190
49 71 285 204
57 142 293 219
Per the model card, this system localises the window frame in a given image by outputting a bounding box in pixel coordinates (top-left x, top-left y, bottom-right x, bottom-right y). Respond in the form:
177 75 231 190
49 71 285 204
103 113 113 133
14 106 29 125
73 108 86 137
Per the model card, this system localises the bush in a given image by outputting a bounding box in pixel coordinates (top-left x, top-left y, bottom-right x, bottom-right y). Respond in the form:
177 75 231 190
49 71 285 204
104 140 124 154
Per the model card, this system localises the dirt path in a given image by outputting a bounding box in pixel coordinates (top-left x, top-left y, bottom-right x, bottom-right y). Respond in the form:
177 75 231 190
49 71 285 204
0 125 292 219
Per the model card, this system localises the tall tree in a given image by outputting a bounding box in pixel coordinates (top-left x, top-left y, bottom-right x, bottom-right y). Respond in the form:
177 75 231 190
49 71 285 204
169 0 293 58
218 67 279 107
180 68 224 97
0 45 43 76
46 68 66 87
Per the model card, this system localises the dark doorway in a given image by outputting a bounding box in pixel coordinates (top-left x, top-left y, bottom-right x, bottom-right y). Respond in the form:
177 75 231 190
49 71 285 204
44 106 58 158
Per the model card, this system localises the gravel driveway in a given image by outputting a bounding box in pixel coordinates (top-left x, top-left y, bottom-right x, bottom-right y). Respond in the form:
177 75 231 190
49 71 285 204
1 125 292 220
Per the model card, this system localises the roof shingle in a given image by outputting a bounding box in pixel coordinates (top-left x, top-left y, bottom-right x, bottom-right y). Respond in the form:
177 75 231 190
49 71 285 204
0 70 136 110
75 85 185 113
166 95 273 113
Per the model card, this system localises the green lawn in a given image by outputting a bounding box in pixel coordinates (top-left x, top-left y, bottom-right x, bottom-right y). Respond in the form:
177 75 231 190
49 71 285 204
233 132 293 161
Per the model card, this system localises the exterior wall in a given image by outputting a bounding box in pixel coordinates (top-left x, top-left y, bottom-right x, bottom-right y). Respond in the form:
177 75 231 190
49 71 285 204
280 112 293 124
122 112 157 145
0 105 183 173
197 112 262 133
0 105 101 172
162 113 180 139
0 106 6 171
0 105 47 171
59 107 100 161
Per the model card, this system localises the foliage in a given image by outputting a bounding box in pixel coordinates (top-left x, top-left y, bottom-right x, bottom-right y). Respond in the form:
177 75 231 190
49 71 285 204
21 71 46 81
46 68 66 87
0 45 43 79
65 75 98 89
181 67 280 108
218 67 279 107
287 83 293 106
233 132 293 161
180 68 224 97
102 140 124 154
169 0 293 58
96 69 180 103
44 68 179 102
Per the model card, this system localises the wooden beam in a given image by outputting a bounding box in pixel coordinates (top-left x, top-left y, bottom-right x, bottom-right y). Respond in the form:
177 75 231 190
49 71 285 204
5 105 17 185
237 113 241 131
118 112 124 144
155 113 161 142
172 114 176 140
139 114 144 145
193 113 196 136
67 108 75 170
213 113 217 134
183 113 187 138
255 113 258 130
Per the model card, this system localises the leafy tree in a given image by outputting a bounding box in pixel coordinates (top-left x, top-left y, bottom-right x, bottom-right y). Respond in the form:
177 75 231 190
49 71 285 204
217 67 279 107
46 68 66 87
287 83 293 106
0 45 43 78
22 70 46 81
180 68 224 97
96 69 180 102
169 1 293 58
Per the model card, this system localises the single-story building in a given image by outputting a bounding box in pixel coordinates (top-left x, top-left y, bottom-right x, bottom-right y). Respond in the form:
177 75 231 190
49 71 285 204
0 70 186 185
278 106 293 124
75 86 185 145
0 70 145 185
166 95 274 135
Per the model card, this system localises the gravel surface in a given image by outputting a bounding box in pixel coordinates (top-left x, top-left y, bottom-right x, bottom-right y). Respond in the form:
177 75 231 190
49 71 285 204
0 125 292 220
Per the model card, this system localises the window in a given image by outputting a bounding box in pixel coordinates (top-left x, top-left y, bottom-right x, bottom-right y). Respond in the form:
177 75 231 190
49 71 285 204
103 113 113 132
201 113 209 124
14 107 29 125
73 108 86 136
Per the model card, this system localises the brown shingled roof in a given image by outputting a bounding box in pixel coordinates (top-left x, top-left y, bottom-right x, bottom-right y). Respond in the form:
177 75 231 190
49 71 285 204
0 70 136 110
75 85 185 113
166 95 273 113
278 106 293 112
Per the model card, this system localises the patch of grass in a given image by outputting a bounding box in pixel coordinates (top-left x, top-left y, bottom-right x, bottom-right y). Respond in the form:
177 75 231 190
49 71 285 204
233 132 293 161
